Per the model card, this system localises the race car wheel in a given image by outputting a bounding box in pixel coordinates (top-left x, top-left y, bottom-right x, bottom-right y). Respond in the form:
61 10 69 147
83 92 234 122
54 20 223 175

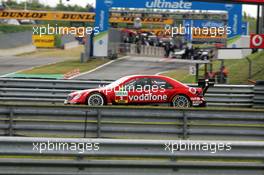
171 95 191 108
87 93 104 106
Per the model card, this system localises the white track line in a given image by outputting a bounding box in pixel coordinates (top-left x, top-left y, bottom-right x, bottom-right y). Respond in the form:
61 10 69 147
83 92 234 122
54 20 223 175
69 56 130 79
0 60 63 78
155 70 170 75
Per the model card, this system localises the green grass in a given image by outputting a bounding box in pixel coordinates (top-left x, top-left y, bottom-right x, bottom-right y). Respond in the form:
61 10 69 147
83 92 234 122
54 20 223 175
227 35 241 45
21 58 109 75
244 17 257 34
18 46 84 58
163 51 264 84
0 24 32 34
163 69 196 84
16 46 109 76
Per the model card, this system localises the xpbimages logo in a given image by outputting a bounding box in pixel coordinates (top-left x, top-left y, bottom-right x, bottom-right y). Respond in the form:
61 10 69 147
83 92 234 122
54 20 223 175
164 140 232 154
145 0 192 9
32 141 100 154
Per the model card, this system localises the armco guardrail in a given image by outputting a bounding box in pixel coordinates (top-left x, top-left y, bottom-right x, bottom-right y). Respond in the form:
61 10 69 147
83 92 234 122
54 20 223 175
0 78 254 107
0 78 111 89
0 137 263 175
254 81 264 108
0 104 263 140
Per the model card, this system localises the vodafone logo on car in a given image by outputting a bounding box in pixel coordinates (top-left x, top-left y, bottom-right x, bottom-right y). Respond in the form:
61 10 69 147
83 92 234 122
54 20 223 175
129 94 167 101
250 34 264 49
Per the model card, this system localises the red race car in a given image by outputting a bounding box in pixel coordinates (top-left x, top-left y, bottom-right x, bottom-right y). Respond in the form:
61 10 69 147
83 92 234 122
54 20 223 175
65 75 209 108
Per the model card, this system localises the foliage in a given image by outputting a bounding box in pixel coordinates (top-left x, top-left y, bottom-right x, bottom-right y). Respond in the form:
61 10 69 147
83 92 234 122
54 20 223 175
0 24 32 33
4 1 94 12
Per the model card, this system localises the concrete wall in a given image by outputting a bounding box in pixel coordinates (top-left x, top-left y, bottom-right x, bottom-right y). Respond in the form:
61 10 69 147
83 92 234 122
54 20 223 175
0 31 32 49
61 34 77 47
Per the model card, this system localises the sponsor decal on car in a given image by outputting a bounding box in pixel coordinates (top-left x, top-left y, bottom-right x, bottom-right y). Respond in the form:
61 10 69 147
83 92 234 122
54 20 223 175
115 91 128 97
115 99 128 103
191 97 201 101
191 97 204 106
189 87 197 95
129 94 167 101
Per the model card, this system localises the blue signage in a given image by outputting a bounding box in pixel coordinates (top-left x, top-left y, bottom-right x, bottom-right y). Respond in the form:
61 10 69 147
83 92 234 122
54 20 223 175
242 21 249 35
184 19 193 42
193 20 226 28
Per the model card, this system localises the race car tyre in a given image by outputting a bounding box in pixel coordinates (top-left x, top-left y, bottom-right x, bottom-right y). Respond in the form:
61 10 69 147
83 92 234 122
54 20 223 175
171 95 191 108
87 93 105 106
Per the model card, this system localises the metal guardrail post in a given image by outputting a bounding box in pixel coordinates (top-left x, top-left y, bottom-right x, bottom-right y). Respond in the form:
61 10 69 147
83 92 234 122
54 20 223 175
254 81 264 108
246 57 252 79
8 108 14 136
76 142 84 171
182 111 188 140
84 111 88 138
97 109 102 138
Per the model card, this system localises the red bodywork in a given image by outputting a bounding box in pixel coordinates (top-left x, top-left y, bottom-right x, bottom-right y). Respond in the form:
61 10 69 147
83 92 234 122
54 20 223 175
65 75 206 107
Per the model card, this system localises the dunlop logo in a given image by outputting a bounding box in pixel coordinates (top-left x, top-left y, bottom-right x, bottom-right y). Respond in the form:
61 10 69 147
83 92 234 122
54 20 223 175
61 14 95 21
0 11 47 19
111 17 173 24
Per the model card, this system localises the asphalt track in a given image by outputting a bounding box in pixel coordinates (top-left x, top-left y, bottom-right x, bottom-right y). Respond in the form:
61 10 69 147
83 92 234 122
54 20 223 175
75 56 189 80
0 56 70 77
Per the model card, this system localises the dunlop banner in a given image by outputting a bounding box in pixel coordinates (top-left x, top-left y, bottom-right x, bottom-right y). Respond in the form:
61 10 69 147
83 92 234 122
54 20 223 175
0 10 95 22
32 35 55 48
124 28 182 36
0 10 174 24
139 29 171 36
110 17 173 25
192 28 227 39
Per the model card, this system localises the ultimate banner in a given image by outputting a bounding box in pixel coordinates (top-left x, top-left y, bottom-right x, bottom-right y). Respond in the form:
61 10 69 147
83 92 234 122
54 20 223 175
192 0 264 4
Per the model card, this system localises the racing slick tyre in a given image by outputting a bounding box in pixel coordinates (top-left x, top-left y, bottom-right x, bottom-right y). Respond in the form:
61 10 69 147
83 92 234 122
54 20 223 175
171 95 191 108
87 93 105 106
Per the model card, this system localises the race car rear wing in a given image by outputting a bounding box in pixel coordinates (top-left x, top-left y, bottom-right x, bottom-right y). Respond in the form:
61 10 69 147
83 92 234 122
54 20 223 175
198 79 215 95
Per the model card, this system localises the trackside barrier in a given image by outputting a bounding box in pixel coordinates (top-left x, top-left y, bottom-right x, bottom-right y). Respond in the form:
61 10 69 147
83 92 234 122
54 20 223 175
0 137 263 175
0 104 263 140
108 43 165 57
254 81 264 109
129 44 165 57
0 78 255 107
0 78 111 89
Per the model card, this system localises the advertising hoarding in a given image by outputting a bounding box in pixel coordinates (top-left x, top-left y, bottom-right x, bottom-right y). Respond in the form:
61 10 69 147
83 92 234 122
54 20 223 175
32 35 55 48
